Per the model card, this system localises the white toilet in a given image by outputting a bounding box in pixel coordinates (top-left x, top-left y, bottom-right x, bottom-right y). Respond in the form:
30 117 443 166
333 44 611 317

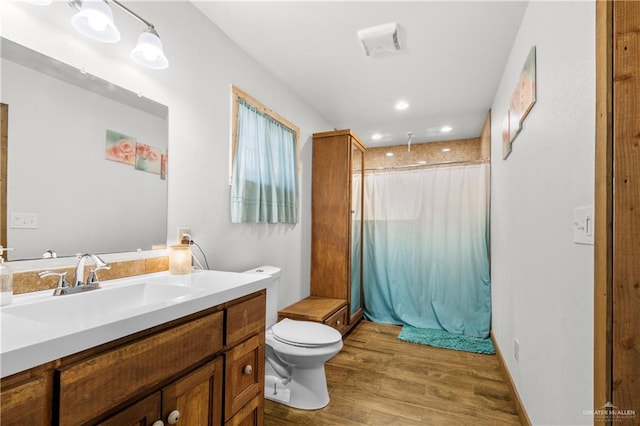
244 266 343 410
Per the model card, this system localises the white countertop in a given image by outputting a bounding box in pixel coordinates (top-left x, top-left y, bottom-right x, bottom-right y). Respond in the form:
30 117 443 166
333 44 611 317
0 270 270 378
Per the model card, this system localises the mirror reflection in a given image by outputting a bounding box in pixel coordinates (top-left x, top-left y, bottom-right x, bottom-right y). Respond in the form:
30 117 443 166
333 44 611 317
1 38 168 261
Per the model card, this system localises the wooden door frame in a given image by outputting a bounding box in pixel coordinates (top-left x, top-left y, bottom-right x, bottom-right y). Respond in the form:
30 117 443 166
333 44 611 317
594 0 613 414
594 0 640 419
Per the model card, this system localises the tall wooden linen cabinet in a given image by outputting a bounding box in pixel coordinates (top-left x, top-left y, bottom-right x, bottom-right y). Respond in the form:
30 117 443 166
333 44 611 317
314 129 366 332
278 129 365 334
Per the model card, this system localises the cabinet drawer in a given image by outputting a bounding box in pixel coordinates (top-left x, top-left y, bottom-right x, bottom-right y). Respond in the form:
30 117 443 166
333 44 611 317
324 305 348 334
0 375 49 426
224 334 264 421
226 292 266 347
58 310 224 425
225 394 264 426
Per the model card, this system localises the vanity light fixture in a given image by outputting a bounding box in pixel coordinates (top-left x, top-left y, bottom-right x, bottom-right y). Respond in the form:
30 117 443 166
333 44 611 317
71 0 121 43
130 27 169 70
69 0 169 70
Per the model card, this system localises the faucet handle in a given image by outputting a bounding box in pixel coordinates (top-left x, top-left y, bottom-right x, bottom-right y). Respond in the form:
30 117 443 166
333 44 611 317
39 271 70 296
87 263 111 286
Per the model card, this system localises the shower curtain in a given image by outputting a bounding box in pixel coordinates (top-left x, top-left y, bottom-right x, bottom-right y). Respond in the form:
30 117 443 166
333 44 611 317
363 163 491 338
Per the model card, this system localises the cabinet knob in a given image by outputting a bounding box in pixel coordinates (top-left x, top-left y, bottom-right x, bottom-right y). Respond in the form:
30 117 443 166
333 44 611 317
152 421 165 426
243 364 253 375
167 410 180 424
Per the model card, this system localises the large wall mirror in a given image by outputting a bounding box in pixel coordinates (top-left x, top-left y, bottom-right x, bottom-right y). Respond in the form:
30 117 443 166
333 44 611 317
0 38 168 261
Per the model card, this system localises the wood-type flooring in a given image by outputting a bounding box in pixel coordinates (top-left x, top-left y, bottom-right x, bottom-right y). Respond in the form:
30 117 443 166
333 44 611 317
265 321 521 425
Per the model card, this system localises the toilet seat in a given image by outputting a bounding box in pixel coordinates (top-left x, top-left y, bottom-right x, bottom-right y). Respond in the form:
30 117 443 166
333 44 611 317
271 318 342 347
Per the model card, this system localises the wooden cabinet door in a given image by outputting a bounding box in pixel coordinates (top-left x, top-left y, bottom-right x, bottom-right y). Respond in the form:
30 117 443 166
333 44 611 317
225 395 263 426
162 357 224 426
97 392 161 426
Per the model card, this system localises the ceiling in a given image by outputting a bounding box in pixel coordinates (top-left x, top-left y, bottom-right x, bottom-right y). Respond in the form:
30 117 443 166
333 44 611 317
193 1 528 148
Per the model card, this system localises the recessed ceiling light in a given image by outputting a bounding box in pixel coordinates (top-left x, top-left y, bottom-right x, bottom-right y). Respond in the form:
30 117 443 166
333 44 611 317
372 133 382 140
386 152 394 157
441 126 453 133
442 148 451 152
395 100 409 111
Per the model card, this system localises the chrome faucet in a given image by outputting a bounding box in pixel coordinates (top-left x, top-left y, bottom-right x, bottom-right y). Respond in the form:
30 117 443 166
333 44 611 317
74 253 111 288
39 253 111 296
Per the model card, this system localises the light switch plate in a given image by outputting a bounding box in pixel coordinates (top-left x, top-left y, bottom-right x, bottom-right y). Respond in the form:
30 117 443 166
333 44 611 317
10 212 38 229
573 205 594 245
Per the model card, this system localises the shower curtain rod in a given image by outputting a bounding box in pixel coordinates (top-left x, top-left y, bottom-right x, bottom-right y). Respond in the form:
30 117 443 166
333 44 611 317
364 158 490 172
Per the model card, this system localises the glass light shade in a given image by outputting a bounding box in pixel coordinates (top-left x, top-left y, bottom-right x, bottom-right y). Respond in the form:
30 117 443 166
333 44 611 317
169 245 191 275
130 28 169 70
71 0 120 43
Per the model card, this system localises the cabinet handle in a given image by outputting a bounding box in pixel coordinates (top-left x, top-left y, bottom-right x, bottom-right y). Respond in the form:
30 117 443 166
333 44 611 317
152 421 165 426
167 410 180 425
336 320 341 325
243 364 253 375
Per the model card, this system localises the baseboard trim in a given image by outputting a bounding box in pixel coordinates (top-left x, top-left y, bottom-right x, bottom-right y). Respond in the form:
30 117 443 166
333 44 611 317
491 331 532 426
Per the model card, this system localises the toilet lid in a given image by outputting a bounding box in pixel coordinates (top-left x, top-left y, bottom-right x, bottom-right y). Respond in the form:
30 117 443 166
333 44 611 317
272 318 342 347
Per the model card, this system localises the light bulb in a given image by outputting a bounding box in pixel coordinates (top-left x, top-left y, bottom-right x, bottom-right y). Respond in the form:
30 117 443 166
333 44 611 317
88 14 108 31
142 48 159 61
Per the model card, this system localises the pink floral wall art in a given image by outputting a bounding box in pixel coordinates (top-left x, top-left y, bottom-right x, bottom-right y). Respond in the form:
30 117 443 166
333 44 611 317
502 111 512 160
161 152 168 180
509 46 537 143
105 130 136 165
135 142 162 174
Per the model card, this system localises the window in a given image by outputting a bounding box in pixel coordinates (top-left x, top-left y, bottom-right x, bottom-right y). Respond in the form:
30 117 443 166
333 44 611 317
230 86 300 223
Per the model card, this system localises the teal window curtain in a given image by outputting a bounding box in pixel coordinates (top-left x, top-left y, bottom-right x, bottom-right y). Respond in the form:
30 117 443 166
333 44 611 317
231 98 299 223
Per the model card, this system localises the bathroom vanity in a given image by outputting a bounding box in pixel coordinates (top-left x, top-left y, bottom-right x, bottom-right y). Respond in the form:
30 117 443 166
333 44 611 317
0 271 267 425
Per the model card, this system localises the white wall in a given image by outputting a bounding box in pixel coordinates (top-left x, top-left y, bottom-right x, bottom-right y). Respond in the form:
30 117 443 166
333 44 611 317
490 2 595 425
1 1 332 309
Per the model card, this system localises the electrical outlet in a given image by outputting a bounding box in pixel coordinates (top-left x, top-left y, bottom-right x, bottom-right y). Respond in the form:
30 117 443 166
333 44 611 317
177 227 191 245
514 338 520 361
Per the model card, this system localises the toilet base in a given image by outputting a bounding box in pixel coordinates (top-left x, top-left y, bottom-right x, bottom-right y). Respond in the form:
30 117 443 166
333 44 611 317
264 365 330 410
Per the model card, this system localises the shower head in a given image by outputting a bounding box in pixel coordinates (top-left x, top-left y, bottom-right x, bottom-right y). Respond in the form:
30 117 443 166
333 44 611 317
407 132 413 152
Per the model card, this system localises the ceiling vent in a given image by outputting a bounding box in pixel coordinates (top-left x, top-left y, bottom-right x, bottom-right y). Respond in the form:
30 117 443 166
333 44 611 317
357 22 401 57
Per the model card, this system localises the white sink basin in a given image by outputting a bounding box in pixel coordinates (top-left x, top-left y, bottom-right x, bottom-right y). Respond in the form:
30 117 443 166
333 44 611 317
2 282 197 328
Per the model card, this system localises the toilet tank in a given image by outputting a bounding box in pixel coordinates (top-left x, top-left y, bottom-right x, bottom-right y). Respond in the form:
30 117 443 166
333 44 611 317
243 266 281 328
